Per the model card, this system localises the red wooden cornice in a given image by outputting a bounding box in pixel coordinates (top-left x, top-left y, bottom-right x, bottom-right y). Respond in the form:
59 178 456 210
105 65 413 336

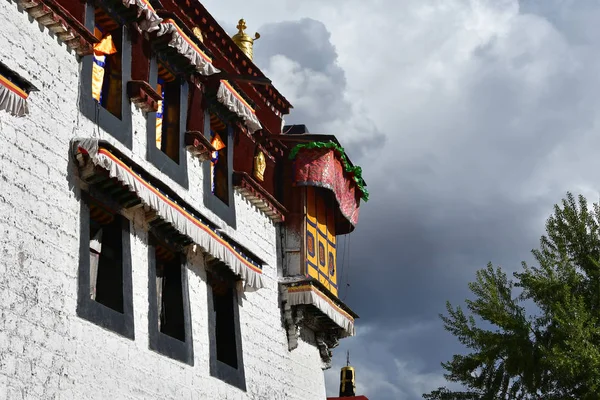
185 131 216 162
127 80 161 112
16 0 98 56
233 171 287 223
157 0 292 116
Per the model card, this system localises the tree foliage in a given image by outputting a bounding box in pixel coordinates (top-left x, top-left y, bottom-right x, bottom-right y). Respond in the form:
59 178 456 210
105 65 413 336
424 193 600 399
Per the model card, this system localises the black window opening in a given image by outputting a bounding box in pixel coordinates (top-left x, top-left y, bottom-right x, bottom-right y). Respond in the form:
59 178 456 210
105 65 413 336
89 200 124 313
0 61 36 96
212 276 238 368
148 232 194 364
155 63 181 164
203 111 236 227
92 6 123 120
145 54 188 188
77 194 134 340
81 2 132 147
154 240 185 341
209 114 229 206
207 265 245 389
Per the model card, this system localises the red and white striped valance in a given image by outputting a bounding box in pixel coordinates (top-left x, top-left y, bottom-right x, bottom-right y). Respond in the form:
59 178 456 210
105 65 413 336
73 138 266 290
217 80 262 134
121 0 162 32
0 75 29 117
156 19 220 76
285 283 355 336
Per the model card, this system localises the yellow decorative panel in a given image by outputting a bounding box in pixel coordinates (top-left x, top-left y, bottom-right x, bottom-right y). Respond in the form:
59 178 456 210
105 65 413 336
304 187 337 297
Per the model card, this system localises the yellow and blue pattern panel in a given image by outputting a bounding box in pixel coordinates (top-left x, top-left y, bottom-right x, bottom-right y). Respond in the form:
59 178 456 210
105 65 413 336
305 187 337 297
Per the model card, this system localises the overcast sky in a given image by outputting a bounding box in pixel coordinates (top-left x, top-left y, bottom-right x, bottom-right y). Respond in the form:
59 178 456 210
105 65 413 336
204 1 600 398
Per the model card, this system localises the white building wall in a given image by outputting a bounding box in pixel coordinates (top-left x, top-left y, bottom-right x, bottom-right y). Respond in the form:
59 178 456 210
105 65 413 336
0 1 326 399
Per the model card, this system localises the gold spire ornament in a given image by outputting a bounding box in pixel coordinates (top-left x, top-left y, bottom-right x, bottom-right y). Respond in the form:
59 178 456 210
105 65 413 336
231 19 260 61
339 351 356 397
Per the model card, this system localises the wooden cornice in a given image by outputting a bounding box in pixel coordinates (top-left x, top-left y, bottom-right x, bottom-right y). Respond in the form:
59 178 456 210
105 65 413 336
16 0 98 56
127 80 161 112
233 171 287 223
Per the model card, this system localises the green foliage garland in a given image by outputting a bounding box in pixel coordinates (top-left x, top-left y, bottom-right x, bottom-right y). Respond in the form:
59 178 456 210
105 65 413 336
288 141 369 201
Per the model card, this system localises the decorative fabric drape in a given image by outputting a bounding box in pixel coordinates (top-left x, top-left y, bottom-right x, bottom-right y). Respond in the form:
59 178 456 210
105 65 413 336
286 284 355 336
92 29 118 103
293 148 361 228
217 80 262 134
209 132 226 193
155 80 165 149
121 0 162 32
73 138 265 290
155 19 220 76
89 229 102 300
0 74 28 117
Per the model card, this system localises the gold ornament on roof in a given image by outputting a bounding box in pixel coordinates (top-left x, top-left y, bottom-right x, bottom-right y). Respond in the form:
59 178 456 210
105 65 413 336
253 149 266 182
193 27 204 43
231 19 260 61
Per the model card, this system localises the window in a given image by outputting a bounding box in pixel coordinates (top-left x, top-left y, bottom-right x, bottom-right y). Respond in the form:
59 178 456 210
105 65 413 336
146 54 189 187
89 203 124 312
209 115 229 205
155 63 181 164
207 265 245 389
92 7 123 119
0 60 36 117
155 242 185 341
213 277 237 368
203 111 236 227
148 232 193 364
77 193 134 339
80 2 132 147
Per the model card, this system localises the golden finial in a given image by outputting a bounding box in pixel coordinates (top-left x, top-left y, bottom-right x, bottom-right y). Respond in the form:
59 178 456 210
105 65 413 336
193 27 204 43
339 351 356 397
231 19 260 61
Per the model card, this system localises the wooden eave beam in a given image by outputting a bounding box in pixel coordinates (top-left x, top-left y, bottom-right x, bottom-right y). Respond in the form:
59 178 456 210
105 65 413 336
233 171 287 223
16 0 98 56
161 0 292 115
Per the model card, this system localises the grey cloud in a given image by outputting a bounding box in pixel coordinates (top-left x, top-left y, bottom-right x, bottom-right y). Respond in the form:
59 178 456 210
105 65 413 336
255 19 342 76
251 18 386 154
211 2 600 399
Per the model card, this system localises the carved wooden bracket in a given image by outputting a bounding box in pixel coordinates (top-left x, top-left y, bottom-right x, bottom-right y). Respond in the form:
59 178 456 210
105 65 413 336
233 171 287 223
184 131 216 162
16 0 98 56
127 80 161 113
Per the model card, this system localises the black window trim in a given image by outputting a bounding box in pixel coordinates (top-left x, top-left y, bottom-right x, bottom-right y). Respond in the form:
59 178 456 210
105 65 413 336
207 269 246 390
76 191 135 340
203 109 236 228
80 1 133 148
147 232 194 365
146 53 189 188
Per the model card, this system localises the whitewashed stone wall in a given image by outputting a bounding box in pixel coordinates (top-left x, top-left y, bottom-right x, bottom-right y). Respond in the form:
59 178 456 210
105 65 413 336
0 1 327 399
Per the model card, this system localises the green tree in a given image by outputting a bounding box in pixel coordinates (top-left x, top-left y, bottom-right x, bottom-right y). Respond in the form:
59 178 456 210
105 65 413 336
424 193 600 399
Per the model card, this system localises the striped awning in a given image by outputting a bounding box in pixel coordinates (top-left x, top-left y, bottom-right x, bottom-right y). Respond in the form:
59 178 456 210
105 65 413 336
72 138 265 290
284 282 356 336
217 80 262 134
121 0 162 32
0 74 29 117
155 19 219 76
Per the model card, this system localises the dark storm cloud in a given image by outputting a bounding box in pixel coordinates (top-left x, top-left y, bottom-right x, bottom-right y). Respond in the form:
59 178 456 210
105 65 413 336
210 2 600 399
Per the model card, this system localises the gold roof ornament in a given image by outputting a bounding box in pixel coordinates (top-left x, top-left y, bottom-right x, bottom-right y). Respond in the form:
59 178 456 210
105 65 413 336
339 351 357 397
193 27 204 43
231 19 260 61
253 149 266 182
